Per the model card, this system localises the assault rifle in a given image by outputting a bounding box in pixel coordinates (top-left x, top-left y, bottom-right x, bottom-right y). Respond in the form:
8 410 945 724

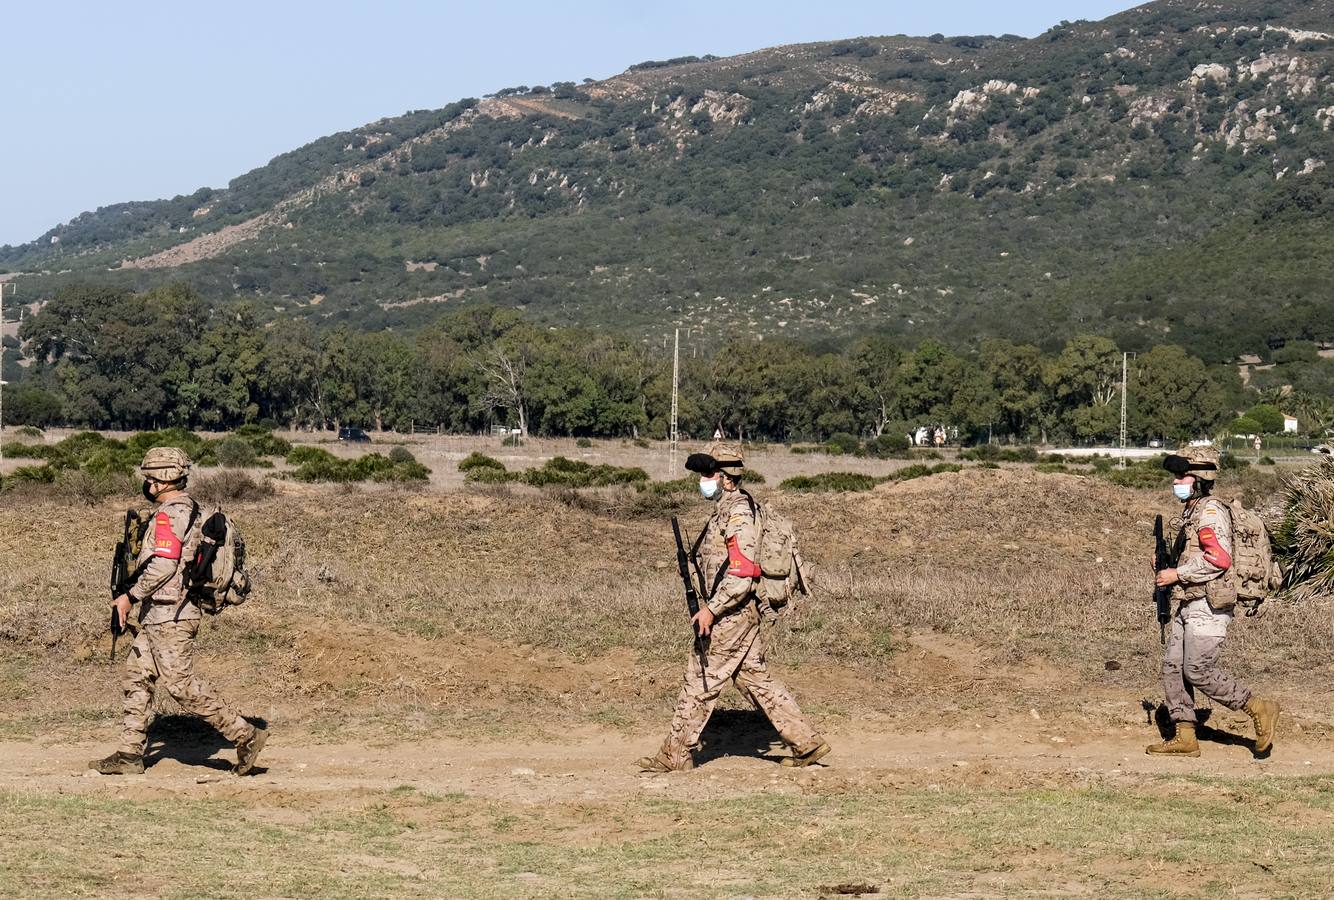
671 516 709 690
108 510 142 661
1152 515 1187 645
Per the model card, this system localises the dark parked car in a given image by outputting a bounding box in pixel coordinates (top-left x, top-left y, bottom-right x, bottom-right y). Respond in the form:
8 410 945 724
338 426 372 443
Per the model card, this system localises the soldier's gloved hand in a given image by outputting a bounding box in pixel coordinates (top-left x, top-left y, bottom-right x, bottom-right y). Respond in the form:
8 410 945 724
692 606 716 638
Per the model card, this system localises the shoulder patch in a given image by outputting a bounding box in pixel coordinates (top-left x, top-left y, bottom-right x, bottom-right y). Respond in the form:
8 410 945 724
152 511 182 560
1197 502 1228 526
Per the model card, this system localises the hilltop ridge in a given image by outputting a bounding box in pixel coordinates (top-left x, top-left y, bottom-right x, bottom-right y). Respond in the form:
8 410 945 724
3 0 1332 359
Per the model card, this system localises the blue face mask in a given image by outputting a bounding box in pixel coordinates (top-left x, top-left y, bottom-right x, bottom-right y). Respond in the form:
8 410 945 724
1172 483 1193 502
699 478 720 499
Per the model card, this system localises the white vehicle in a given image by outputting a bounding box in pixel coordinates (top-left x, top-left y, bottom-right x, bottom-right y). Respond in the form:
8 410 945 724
1311 444 1333 456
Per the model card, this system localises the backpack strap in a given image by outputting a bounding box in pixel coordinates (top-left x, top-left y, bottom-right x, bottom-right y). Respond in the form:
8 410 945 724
170 501 203 622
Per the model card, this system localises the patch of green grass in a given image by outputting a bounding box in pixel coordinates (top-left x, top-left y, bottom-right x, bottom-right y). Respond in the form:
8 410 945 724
5 779 1334 898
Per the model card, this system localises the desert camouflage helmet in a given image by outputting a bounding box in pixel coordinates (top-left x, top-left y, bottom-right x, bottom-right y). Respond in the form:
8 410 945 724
1163 444 1219 481
684 441 744 475
139 446 192 483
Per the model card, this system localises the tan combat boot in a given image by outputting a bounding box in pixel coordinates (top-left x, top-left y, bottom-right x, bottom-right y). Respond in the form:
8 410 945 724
89 751 145 775
1244 697 1280 754
636 751 694 773
1146 722 1200 757
781 742 832 768
234 727 268 775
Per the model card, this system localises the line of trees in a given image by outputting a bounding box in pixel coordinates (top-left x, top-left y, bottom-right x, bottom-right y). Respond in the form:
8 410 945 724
6 283 1316 445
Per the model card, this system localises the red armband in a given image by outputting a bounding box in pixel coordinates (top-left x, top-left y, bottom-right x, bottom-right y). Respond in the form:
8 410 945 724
726 535 761 579
151 512 182 560
1198 527 1231 570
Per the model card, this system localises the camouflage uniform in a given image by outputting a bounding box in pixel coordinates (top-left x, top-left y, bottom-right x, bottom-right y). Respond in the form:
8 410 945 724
1161 496 1251 724
92 447 265 775
1148 445 1279 757
647 448 825 770
117 493 256 757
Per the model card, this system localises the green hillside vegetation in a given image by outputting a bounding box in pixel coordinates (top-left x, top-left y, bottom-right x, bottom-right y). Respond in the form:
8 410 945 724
1 0 1331 363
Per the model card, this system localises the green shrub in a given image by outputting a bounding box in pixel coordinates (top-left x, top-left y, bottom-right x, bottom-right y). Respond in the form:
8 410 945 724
780 472 878 492
1219 451 1250 471
735 468 766 484
387 446 417 464
234 424 292 457
82 448 138 478
216 436 258 468
1258 456 1276 466
291 452 429 483
466 465 514 484
501 434 522 447
1035 463 1070 474
1 442 57 460
575 437 593 448
16 426 43 438
459 452 506 473
639 476 697 496
978 461 1001 469
866 433 910 458
825 432 862 455
633 438 650 449
125 428 217 465
287 446 336 466
7 464 56 484
960 445 1039 463
519 456 649 488
1100 462 1164 489
192 470 276 503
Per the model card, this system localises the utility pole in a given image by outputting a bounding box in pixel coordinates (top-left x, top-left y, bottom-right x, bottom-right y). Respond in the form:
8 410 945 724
0 281 12 471
1119 351 1129 469
669 328 680 479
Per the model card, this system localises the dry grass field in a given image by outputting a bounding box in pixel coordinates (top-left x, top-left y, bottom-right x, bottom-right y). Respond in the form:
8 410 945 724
1 438 1332 898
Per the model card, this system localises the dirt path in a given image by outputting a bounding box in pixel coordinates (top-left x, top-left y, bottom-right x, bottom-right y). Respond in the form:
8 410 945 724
6 716 1331 808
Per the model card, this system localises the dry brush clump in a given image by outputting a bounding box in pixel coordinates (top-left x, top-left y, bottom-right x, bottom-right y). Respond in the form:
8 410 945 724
1273 459 1334 603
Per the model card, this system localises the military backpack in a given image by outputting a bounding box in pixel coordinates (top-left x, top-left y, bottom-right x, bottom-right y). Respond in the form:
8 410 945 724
182 505 253 614
1220 497 1282 611
740 491 813 612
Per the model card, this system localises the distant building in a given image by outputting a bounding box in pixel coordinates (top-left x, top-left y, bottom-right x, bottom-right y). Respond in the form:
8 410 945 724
1284 415 1299 433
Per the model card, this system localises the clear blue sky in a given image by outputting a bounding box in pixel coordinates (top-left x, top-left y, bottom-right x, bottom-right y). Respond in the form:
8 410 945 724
2 0 1134 247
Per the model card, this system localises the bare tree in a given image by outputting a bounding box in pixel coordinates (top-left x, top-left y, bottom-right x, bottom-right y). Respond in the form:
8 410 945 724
474 343 529 437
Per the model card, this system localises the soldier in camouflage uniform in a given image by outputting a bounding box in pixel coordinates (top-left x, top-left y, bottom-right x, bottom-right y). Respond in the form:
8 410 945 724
90 447 268 776
1147 445 1280 757
638 442 830 772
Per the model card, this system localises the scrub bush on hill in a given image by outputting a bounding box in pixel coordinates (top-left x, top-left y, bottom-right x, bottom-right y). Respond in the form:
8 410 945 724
519 457 649 488
780 473 879 493
780 463 965 493
289 449 430 483
233 424 292 457
456 453 501 474
216 436 258 468
461 455 653 488
286 446 333 466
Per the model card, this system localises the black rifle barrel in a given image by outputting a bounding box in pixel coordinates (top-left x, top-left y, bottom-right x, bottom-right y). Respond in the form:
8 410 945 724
671 517 709 690
1152 514 1173 645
